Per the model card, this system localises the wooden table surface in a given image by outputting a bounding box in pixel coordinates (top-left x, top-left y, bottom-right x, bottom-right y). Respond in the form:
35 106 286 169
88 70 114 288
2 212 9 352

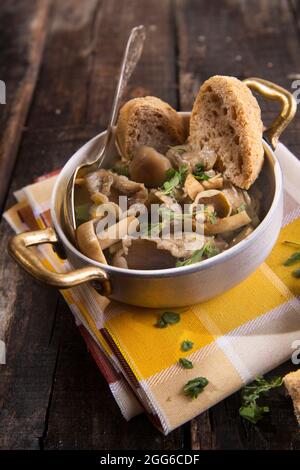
0 0 300 450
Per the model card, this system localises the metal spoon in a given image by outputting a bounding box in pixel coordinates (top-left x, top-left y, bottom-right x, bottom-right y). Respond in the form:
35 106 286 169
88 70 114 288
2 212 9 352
63 25 146 243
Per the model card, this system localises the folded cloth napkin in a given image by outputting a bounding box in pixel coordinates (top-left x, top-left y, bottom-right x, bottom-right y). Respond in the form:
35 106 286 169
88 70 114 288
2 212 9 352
3 143 300 434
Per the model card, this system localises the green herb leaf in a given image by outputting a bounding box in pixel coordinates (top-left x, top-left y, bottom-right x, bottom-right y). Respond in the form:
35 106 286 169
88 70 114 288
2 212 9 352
179 358 193 369
239 403 270 424
193 163 210 181
181 340 194 352
183 377 209 399
239 376 282 424
155 311 181 328
161 165 188 195
176 242 220 267
292 268 300 278
283 251 300 266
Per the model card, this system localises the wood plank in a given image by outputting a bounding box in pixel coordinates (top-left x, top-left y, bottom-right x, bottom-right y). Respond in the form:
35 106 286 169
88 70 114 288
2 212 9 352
190 364 300 450
0 0 51 213
0 0 184 449
176 0 300 450
176 0 300 155
43 299 184 450
40 0 183 449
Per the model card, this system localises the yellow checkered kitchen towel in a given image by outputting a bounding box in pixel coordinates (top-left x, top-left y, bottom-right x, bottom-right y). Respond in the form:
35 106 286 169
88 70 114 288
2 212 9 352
3 143 300 434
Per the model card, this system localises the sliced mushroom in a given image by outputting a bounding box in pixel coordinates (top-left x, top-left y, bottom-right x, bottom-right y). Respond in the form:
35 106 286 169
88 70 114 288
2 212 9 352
112 239 176 270
222 181 250 212
204 210 252 235
90 201 122 220
129 145 172 187
154 232 205 258
193 189 232 218
202 174 223 190
111 172 148 206
76 220 107 264
84 169 114 196
229 225 254 247
96 215 139 250
184 173 204 200
84 169 148 207
166 144 217 171
153 190 182 213
90 192 109 204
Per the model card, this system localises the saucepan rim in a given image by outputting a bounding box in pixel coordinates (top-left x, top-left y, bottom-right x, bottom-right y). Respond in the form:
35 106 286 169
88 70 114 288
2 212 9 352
51 112 283 279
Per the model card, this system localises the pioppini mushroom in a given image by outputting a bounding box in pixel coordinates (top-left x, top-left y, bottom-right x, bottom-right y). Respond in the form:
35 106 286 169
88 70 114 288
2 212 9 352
76 220 107 264
96 215 140 250
129 145 172 187
193 189 232 218
204 210 252 235
202 174 223 190
184 173 204 200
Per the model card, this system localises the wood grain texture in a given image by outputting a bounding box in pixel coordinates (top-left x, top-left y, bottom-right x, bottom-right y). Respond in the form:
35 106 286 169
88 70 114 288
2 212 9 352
0 0 51 213
175 0 300 155
0 0 184 450
0 0 299 450
176 0 300 450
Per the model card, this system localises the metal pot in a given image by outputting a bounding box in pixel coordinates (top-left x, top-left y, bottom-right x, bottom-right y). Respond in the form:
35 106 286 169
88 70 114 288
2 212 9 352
8 78 296 308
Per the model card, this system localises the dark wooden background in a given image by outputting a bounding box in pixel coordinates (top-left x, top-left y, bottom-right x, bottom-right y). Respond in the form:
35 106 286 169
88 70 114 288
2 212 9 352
0 0 300 450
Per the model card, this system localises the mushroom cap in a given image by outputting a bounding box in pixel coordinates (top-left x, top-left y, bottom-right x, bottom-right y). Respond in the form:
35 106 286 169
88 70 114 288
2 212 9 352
130 145 172 187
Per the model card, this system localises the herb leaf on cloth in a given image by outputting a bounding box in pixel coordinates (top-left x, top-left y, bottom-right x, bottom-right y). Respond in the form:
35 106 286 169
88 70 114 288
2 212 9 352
283 251 300 266
155 311 181 328
181 340 194 352
183 377 209 399
179 358 193 369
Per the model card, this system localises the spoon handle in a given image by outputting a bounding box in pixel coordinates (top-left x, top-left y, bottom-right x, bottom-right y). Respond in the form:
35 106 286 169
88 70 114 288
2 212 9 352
97 25 146 166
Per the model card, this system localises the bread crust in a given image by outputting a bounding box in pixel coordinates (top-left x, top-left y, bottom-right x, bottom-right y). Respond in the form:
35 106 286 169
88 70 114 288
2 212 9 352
116 96 186 162
283 369 300 424
189 76 264 189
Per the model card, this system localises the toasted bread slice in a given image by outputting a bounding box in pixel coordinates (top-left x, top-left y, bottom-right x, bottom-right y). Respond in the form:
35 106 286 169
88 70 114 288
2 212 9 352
283 369 300 424
116 96 187 162
189 76 264 189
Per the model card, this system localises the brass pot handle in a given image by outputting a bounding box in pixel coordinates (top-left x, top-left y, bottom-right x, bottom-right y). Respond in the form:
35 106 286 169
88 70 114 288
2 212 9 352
8 227 111 295
243 77 297 149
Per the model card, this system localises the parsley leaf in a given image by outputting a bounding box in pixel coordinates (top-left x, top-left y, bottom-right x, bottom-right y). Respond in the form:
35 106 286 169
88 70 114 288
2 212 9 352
176 242 220 267
155 311 180 328
179 358 193 369
239 404 270 424
283 252 300 266
239 376 283 424
161 165 188 195
183 377 209 399
181 340 194 352
193 163 210 181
